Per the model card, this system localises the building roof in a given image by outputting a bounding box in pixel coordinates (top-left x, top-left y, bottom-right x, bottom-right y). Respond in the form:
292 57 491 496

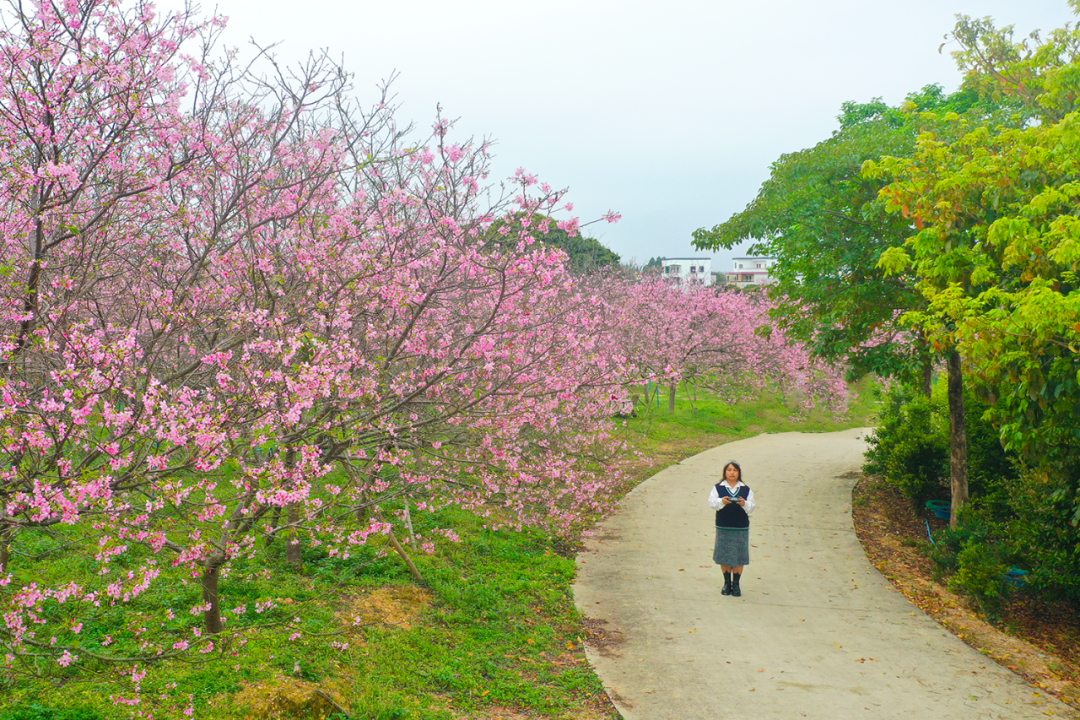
731 256 775 261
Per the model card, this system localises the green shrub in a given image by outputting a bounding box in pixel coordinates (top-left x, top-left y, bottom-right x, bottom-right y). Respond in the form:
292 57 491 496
925 510 1014 616
865 386 948 502
865 380 1018 504
926 514 984 575
948 540 1010 616
998 466 1080 604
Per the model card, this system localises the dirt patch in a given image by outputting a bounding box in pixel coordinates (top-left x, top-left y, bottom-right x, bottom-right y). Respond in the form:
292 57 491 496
581 616 625 658
853 474 1080 712
456 710 533 720
338 585 432 631
234 677 350 719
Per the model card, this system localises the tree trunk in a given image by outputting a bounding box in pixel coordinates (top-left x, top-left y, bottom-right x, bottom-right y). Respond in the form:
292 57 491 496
403 504 417 546
387 529 425 585
286 504 302 567
946 350 969 529
354 476 374 524
265 506 282 547
668 385 677 413
914 329 933 397
202 562 224 635
11 225 43 361
0 524 12 574
683 380 697 412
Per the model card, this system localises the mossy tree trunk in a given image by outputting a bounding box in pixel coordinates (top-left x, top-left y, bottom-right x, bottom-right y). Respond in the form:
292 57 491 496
286 504 302 568
946 349 969 529
0 523 12 574
202 551 226 634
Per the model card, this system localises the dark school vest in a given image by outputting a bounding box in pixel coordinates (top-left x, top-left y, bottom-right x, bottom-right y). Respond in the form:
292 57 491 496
714 483 751 528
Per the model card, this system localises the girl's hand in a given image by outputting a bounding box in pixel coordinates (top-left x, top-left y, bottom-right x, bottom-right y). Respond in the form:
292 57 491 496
722 497 732 504
735 498 745 506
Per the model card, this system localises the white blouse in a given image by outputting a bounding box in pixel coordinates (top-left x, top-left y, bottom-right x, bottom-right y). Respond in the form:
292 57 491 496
708 481 756 514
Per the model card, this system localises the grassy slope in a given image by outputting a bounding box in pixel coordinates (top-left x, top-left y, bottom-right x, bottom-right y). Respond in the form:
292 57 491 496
619 380 877 481
1 381 876 720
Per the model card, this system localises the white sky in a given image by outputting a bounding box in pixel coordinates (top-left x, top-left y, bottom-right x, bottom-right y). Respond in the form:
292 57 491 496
169 0 1075 270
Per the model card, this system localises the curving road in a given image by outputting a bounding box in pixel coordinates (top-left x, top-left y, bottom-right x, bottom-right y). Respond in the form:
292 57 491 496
573 429 1078 720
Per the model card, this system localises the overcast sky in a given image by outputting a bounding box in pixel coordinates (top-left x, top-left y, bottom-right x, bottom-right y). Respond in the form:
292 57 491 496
169 0 1076 270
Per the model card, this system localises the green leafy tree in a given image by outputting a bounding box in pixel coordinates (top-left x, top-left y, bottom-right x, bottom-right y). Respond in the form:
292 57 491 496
694 86 1018 526
539 228 620 273
488 213 619 274
692 86 1009 387
950 2 1080 124
868 7 1080 591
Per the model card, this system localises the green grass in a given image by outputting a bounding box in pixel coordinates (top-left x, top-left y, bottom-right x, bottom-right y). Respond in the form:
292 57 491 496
616 378 878 480
1 379 877 720
0 507 611 720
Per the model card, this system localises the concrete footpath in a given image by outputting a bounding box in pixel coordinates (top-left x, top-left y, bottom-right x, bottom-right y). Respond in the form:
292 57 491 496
573 429 1077 720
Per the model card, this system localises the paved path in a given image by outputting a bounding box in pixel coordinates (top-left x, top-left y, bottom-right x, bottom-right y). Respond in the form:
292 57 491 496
573 429 1077 720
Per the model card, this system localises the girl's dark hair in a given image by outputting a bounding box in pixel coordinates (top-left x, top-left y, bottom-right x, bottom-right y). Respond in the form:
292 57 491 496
722 461 742 481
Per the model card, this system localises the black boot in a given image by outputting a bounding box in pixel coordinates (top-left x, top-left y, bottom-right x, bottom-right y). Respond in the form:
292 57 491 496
731 573 742 597
721 571 732 596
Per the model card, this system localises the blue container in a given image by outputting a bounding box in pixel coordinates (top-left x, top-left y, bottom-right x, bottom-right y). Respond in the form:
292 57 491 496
925 500 951 520
1005 567 1028 587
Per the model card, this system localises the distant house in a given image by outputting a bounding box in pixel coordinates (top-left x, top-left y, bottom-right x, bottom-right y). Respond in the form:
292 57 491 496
661 257 712 287
729 256 777 288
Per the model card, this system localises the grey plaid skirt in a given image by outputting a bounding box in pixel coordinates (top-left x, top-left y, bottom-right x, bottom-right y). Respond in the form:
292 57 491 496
713 526 750 566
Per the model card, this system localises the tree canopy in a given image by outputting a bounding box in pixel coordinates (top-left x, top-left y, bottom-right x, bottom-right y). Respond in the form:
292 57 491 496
692 85 1021 384
488 213 620 273
869 10 1080 545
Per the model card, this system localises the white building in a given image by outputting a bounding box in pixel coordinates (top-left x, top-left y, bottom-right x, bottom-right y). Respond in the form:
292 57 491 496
729 256 777 288
661 257 712 287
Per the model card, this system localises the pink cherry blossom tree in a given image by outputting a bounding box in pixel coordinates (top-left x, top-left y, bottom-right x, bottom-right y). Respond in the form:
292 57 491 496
0 0 632 680
152 165 632 633
0 2 842 708
611 277 848 414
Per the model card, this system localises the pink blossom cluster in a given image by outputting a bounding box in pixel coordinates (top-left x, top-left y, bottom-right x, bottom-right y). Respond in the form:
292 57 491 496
608 277 849 412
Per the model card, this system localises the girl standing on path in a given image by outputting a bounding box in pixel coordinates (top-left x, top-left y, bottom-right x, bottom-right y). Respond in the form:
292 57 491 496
708 460 756 597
